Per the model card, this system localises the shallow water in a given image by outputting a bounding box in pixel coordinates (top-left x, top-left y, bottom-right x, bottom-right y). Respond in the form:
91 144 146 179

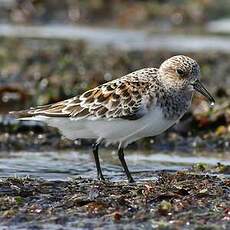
1 24 230 53
0 149 229 181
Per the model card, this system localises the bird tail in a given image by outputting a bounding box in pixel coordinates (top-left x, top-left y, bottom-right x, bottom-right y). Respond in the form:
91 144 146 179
9 104 52 119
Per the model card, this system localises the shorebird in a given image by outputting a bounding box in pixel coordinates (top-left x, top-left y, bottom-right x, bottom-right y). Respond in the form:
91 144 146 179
10 55 215 183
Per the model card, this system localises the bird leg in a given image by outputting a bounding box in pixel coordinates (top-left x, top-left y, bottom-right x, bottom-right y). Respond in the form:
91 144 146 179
118 147 134 183
92 143 105 181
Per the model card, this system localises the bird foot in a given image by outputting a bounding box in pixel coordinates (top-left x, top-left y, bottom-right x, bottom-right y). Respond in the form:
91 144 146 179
97 174 106 181
128 177 135 183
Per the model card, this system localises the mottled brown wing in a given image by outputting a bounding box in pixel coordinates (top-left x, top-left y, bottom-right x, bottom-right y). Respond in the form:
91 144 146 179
66 78 154 120
11 78 154 120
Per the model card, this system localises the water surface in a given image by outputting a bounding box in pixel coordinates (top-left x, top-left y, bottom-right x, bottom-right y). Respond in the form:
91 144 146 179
0 150 229 181
1 24 230 53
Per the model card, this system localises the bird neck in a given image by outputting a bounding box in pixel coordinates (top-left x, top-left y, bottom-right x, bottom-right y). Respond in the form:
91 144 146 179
156 78 193 120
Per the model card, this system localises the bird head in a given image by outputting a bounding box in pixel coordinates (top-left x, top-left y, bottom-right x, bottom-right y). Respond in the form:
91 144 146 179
158 55 215 105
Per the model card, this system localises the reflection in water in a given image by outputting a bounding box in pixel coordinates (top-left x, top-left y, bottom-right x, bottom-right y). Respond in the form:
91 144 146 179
0 150 229 181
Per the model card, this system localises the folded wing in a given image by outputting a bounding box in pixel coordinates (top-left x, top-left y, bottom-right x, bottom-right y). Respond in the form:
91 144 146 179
10 71 157 121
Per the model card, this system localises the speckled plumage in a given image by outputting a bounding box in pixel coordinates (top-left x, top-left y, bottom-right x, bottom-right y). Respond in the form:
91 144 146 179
11 55 215 182
14 68 158 120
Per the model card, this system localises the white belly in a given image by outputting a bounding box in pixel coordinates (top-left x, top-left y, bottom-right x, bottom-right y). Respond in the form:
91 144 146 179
28 107 178 147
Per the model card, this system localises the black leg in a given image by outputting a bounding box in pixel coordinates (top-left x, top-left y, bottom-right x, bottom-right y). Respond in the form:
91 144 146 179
92 143 105 181
118 147 134 183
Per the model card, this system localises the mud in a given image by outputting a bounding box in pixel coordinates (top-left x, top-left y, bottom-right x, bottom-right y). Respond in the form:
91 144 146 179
0 169 229 229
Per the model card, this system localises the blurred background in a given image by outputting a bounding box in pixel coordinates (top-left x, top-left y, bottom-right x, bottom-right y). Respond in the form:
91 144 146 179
0 0 229 151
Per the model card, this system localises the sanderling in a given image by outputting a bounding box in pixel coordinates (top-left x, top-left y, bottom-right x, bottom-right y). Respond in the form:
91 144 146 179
10 55 215 182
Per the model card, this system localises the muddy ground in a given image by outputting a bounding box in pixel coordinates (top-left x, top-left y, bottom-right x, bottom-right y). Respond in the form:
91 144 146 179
0 169 229 229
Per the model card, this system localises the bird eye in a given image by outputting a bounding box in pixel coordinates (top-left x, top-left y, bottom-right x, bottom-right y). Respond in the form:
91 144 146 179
176 69 184 75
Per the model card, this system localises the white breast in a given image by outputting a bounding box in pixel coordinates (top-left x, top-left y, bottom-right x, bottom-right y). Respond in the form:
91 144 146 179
25 107 178 147
114 107 177 147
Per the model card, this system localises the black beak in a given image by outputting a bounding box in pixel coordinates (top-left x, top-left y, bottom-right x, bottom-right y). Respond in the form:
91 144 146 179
192 80 215 105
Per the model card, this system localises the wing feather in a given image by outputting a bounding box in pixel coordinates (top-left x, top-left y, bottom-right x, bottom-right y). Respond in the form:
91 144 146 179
10 68 158 120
